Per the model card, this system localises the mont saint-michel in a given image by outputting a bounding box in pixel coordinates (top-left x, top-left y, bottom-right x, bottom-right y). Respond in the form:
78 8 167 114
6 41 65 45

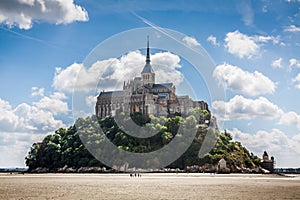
95 38 209 119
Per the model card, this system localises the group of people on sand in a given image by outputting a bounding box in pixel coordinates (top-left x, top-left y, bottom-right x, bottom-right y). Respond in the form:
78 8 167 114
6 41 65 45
129 173 141 177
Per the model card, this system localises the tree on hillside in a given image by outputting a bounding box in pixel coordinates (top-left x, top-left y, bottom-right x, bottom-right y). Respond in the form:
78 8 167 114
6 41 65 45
25 112 260 172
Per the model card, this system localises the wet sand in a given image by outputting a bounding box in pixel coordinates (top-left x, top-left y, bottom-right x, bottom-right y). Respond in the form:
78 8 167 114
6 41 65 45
1 173 300 199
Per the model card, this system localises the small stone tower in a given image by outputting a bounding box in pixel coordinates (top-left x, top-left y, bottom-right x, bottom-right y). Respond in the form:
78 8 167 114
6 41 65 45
261 151 275 173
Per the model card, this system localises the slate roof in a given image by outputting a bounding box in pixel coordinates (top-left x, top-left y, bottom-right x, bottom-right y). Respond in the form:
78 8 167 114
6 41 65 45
99 90 124 97
134 77 142 81
152 83 173 89
141 63 154 73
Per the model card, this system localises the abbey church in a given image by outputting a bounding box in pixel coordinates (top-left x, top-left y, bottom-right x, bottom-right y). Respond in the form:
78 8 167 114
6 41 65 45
95 38 209 118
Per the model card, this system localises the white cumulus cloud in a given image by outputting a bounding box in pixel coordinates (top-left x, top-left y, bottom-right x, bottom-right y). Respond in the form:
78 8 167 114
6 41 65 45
0 90 69 167
284 25 300 33
289 58 300 70
279 111 300 130
0 132 45 167
225 30 259 59
152 52 183 86
31 87 45 97
224 30 280 59
212 95 283 121
53 63 83 93
213 63 276 96
0 98 19 132
14 103 65 131
85 95 97 107
271 58 283 68
207 35 219 46
0 0 88 29
53 51 184 93
182 36 200 47
33 92 68 115
253 35 280 44
0 93 67 133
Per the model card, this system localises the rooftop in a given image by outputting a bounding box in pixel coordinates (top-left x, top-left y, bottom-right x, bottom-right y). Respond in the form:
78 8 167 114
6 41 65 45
99 90 124 97
152 83 173 89
141 63 154 73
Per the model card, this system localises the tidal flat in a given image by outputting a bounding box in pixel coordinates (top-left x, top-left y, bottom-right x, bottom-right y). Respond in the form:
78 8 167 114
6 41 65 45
1 173 299 199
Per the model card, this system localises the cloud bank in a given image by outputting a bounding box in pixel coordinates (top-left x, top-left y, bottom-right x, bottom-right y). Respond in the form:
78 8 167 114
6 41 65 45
0 91 67 133
0 0 88 29
212 95 283 121
213 63 276 96
53 51 184 93
224 30 280 59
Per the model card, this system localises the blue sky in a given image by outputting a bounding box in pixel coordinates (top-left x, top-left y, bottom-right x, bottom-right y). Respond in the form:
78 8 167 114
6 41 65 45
0 0 300 168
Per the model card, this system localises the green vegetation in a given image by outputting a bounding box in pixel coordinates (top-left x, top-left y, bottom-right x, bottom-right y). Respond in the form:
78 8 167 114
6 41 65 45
203 131 260 170
25 125 102 170
25 108 260 172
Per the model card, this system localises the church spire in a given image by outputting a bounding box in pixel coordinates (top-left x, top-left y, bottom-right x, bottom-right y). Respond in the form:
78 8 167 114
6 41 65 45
146 35 150 64
141 36 155 86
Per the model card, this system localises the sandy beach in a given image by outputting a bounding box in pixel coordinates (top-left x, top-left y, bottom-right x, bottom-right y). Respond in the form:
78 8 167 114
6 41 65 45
0 173 299 199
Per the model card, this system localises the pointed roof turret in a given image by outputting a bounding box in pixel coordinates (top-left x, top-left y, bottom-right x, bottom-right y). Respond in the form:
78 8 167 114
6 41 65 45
142 36 154 73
